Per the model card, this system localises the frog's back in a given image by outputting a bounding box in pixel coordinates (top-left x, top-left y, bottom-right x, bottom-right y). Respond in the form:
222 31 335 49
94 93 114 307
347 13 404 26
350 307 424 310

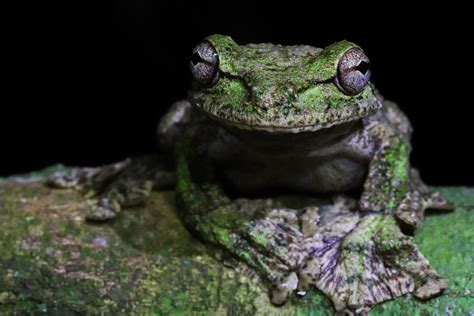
240 43 323 71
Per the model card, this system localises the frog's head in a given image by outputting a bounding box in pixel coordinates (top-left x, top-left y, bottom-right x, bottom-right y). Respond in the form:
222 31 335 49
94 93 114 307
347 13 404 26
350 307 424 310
188 35 381 133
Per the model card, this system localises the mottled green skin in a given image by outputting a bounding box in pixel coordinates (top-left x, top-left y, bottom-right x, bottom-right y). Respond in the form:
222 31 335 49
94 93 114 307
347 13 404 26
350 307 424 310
187 35 412 213
175 36 457 312
0 174 472 314
189 35 380 132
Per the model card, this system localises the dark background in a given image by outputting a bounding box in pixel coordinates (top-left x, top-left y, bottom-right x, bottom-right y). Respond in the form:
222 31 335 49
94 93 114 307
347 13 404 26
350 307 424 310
3 1 473 186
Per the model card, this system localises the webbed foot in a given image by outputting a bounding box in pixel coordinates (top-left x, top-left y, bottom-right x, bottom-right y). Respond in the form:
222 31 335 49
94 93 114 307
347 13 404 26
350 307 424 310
298 203 447 314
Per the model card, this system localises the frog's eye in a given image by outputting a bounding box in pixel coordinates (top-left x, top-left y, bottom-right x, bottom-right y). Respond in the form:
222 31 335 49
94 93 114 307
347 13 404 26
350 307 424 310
190 40 220 87
336 47 371 95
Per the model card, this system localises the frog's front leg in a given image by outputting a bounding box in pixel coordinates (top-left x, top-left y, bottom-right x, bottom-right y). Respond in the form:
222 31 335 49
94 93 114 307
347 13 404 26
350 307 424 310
359 130 454 231
314 116 455 312
176 153 305 305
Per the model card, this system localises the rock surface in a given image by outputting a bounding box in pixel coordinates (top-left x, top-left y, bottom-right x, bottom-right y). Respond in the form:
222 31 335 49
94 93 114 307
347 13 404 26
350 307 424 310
0 170 473 315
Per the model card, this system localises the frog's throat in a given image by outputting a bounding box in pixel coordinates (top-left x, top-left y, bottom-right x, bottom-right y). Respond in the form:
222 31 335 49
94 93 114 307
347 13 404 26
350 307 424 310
192 97 382 133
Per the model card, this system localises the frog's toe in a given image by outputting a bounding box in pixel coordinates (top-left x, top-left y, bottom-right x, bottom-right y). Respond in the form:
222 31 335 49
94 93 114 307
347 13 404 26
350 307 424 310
297 257 319 294
395 189 455 233
414 277 448 299
395 190 425 230
270 272 299 305
425 191 455 211
84 197 120 220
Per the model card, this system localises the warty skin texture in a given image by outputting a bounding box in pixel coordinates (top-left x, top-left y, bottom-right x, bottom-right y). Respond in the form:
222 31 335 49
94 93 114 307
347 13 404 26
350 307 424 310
48 35 455 314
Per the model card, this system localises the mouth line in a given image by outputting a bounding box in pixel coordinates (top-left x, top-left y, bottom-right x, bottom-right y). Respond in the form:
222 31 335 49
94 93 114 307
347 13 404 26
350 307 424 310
216 109 378 133
194 97 382 133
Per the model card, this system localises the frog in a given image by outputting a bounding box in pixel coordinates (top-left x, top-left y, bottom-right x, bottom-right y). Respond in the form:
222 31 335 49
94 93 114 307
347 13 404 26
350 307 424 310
48 35 455 314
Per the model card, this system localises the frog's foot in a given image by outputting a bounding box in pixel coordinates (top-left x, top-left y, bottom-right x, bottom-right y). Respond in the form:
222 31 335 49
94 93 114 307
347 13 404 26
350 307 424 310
83 179 155 220
189 201 305 305
395 189 455 232
47 155 176 220
298 208 447 314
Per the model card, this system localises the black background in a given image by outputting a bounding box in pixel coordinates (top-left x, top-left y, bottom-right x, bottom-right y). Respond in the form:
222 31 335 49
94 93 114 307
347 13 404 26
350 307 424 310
2 1 473 186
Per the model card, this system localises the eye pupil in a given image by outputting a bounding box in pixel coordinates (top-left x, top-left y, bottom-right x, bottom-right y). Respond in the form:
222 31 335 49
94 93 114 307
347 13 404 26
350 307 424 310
356 61 370 75
191 52 203 66
189 40 220 86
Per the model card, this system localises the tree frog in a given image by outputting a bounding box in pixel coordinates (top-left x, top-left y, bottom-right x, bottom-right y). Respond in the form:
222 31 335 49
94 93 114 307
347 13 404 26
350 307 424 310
48 35 454 314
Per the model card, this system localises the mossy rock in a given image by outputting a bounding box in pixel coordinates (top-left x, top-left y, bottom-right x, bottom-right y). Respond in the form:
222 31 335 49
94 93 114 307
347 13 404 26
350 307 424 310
0 170 473 315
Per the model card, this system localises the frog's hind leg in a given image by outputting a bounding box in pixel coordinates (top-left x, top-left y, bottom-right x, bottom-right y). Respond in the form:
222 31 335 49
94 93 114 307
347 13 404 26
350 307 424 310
47 155 176 220
395 168 455 232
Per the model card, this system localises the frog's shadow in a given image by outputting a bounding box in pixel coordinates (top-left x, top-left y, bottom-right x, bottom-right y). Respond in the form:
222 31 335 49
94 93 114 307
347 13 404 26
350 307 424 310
85 191 204 256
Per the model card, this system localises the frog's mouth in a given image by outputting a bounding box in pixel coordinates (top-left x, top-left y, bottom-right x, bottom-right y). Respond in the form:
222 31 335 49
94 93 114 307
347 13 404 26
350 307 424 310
190 94 382 133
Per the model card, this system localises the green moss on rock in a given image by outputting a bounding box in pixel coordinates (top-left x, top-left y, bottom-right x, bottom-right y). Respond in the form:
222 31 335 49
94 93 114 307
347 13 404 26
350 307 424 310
0 175 472 315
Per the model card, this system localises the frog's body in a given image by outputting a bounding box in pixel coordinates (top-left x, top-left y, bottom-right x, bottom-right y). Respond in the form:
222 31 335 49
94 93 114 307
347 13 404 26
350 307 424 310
48 35 454 314
209 121 369 194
